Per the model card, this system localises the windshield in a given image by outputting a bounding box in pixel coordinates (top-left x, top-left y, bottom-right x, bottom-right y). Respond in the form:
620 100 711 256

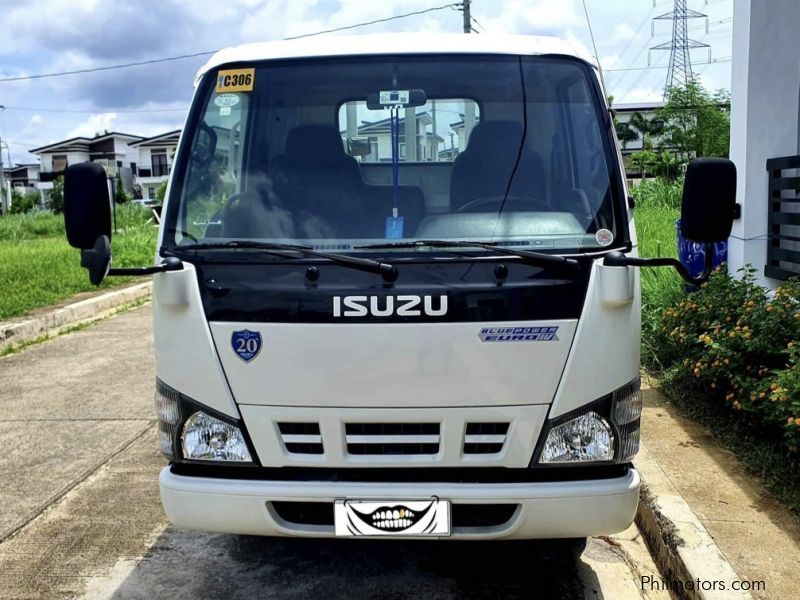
166 54 624 254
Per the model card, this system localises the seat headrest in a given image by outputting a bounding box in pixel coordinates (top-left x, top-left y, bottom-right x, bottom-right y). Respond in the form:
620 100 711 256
285 125 349 164
465 121 525 155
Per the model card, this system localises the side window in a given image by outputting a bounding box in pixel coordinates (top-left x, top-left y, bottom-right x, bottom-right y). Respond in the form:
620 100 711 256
181 91 250 241
337 99 480 163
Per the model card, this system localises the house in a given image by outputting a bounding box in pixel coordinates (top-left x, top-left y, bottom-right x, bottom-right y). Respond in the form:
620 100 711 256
4 163 40 191
341 112 444 163
30 132 144 193
129 130 181 202
728 0 800 286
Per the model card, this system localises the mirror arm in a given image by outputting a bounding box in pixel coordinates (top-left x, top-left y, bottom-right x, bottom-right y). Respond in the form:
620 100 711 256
603 244 714 286
107 256 184 277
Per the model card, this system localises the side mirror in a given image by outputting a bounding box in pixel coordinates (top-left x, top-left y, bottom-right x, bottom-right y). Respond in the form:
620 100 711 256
680 157 737 243
190 121 218 165
64 162 112 284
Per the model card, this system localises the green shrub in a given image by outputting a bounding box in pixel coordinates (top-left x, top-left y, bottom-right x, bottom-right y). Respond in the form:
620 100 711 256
655 267 800 451
48 176 64 214
10 190 41 214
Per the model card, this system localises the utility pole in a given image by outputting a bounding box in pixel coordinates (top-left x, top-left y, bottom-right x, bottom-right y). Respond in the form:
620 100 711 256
0 105 6 215
462 0 471 33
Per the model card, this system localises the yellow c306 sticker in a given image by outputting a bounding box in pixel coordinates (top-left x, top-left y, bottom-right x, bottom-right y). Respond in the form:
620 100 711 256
215 68 255 93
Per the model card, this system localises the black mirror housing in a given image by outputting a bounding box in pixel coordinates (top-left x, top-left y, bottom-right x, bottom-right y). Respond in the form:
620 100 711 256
680 158 737 243
64 162 111 250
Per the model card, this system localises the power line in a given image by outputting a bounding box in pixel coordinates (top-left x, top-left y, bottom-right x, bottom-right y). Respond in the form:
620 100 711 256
606 57 731 72
0 2 462 84
285 3 461 40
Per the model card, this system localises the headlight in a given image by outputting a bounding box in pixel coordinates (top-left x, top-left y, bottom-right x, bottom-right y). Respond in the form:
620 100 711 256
540 412 614 463
154 378 254 464
181 412 252 462
535 377 641 465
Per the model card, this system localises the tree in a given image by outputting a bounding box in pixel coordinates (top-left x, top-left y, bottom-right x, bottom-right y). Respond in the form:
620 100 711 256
49 176 64 214
114 173 130 204
629 111 664 150
657 79 730 164
615 120 639 149
156 181 168 204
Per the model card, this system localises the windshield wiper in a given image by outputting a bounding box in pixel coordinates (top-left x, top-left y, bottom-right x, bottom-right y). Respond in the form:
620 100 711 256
173 241 399 281
355 239 580 272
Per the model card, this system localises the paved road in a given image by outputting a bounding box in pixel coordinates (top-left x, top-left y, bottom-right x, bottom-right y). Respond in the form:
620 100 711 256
0 305 666 599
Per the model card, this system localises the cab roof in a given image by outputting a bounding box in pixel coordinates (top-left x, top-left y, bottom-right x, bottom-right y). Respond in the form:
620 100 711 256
196 33 597 85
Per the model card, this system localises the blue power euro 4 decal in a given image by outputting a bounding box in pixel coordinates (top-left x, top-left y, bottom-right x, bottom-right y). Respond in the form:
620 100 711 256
479 326 560 342
231 329 262 362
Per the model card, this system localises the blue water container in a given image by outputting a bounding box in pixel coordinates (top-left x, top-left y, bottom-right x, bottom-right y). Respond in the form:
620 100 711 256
676 218 728 282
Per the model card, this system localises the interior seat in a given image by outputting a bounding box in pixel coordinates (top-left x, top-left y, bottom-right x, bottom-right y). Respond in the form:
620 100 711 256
449 121 547 211
271 124 368 238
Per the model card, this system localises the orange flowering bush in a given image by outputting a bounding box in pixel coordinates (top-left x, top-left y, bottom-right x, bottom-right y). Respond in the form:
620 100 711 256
654 266 800 450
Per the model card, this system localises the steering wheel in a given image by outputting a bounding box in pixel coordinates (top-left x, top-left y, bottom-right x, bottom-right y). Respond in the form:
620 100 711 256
456 195 550 214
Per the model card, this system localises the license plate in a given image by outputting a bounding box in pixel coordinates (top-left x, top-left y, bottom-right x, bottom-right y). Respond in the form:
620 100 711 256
334 498 451 537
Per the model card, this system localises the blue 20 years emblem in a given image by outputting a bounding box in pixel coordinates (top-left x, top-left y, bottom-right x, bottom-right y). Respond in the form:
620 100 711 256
231 330 262 363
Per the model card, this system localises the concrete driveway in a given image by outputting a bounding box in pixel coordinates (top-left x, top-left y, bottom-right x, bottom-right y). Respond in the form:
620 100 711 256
0 304 665 599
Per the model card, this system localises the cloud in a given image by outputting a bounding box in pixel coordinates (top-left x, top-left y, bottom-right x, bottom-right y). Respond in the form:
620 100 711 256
64 113 118 138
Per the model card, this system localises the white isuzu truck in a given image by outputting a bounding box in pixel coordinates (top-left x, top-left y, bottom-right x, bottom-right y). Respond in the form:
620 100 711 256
62 33 736 540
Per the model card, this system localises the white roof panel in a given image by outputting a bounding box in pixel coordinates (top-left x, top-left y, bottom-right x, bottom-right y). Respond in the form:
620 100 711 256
195 33 596 85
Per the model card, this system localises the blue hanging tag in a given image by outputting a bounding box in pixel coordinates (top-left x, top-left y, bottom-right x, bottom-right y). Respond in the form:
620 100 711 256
385 207 404 239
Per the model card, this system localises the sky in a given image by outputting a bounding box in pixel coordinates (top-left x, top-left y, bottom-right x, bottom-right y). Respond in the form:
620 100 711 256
0 0 733 165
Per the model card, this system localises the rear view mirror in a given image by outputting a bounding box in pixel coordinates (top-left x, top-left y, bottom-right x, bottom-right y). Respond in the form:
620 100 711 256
367 89 427 110
680 158 737 243
64 162 112 285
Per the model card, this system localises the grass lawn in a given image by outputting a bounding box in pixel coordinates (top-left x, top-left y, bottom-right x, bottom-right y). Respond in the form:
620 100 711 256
0 205 158 320
631 179 687 368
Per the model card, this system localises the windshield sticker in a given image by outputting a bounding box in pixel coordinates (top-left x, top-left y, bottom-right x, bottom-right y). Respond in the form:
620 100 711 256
231 329 262 362
595 228 614 246
219 106 232 117
214 94 240 107
479 327 559 342
216 68 254 93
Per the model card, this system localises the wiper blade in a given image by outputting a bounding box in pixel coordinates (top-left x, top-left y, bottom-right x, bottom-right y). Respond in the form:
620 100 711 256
174 241 399 281
355 239 580 271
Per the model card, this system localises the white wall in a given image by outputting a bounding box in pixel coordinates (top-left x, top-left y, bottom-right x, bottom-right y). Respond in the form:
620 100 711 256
728 0 800 287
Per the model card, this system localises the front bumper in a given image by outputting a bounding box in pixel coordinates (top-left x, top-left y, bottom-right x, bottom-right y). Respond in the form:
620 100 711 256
159 466 640 540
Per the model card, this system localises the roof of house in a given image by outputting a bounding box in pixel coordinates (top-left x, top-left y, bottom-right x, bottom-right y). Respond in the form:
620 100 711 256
351 112 440 136
197 33 596 84
29 131 145 154
129 129 182 148
611 102 665 113
4 164 39 175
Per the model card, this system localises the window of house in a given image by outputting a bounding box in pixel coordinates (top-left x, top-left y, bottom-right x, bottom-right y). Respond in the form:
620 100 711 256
338 99 479 163
152 151 169 177
52 155 68 171
148 186 156 200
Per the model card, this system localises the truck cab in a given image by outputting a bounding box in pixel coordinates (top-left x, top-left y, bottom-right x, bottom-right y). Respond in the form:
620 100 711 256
62 33 737 540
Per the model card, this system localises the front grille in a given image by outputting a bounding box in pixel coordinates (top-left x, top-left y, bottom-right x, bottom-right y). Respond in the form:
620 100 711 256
345 423 440 456
463 423 510 455
269 501 518 529
278 422 323 455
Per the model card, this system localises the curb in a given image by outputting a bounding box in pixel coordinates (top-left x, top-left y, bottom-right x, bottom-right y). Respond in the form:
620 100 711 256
0 282 152 354
634 467 751 599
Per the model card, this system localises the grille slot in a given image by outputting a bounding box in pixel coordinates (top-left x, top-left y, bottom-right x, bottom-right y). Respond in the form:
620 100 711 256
278 422 323 455
463 422 510 455
345 423 440 456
